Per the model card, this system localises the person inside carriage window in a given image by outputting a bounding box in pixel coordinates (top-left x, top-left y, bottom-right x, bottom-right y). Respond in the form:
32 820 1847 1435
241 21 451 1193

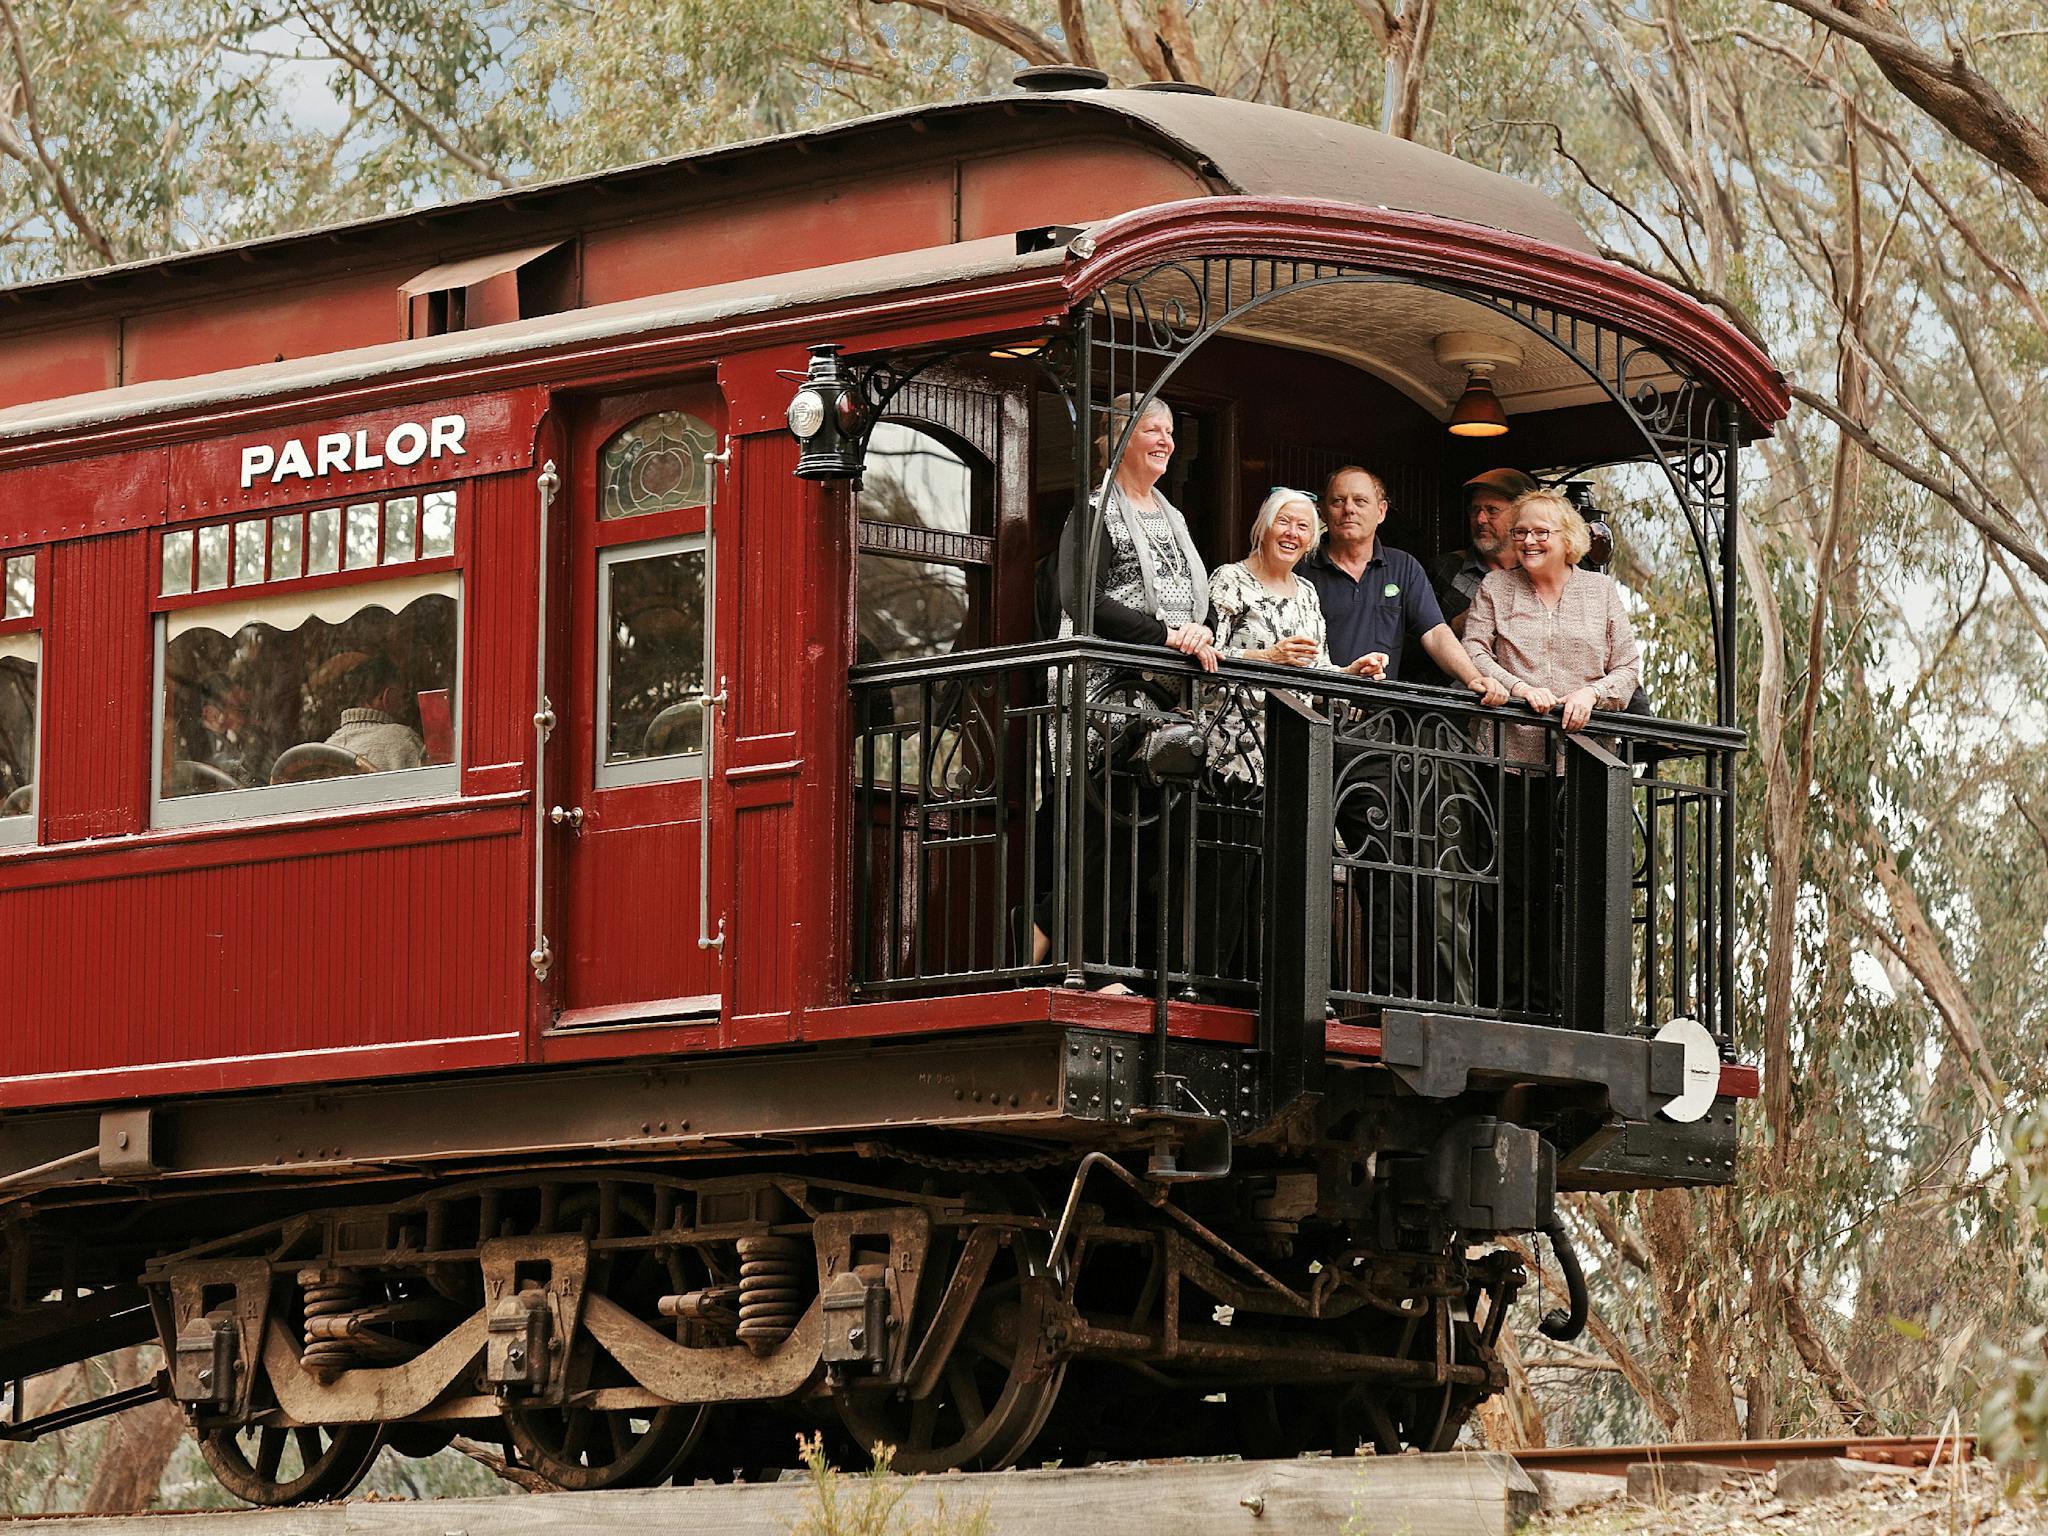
323 653 425 773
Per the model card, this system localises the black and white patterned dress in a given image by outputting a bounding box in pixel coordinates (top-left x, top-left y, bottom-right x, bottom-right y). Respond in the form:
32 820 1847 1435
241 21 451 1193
1208 561 1336 785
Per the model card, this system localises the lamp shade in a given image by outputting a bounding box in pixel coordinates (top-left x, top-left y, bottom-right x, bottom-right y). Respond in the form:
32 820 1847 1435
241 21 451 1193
1448 372 1508 437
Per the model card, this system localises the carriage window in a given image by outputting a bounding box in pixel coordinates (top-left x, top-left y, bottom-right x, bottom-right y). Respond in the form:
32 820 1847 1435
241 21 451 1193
856 421 990 666
596 536 708 787
162 491 457 595
154 569 460 826
0 550 39 847
600 411 715 520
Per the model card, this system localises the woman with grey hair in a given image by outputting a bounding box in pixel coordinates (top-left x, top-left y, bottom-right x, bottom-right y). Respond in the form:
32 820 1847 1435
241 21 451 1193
1207 487 1380 783
1054 393 1217 670
1462 488 1640 741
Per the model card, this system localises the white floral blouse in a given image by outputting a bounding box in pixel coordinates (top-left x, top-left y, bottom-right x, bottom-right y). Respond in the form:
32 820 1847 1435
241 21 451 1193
1207 561 1336 785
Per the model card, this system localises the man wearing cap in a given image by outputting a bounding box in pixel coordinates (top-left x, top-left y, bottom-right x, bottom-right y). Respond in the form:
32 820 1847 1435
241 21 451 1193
1431 467 1535 637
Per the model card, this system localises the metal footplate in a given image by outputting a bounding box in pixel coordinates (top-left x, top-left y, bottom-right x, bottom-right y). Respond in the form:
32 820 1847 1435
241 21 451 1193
1379 1011 1687 1124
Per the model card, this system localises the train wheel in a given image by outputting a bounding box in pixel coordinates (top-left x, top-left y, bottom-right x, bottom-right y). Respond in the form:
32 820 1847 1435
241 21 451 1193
198 1422 384 1506
835 1199 1065 1474
503 1403 708 1490
503 1186 713 1490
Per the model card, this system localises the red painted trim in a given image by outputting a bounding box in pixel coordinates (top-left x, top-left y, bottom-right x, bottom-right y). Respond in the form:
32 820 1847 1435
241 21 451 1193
1064 198 1790 429
0 793 523 894
1718 1063 1760 1099
540 1020 722 1065
151 552 461 612
800 989 1257 1046
1325 1022 1384 1058
0 1032 523 1111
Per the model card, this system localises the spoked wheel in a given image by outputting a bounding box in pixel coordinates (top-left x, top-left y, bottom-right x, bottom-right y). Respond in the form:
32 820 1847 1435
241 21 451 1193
503 1403 706 1490
503 1189 714 1490
1229 1288 1494 1458
198 1422 384 1507
835 1180 1066 1473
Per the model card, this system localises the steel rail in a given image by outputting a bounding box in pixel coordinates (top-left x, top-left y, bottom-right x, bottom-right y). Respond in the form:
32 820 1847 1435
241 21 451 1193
1513 1434 1975 1477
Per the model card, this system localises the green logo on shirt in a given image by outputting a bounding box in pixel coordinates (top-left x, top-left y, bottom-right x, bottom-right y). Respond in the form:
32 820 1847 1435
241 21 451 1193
1383 582 1400 598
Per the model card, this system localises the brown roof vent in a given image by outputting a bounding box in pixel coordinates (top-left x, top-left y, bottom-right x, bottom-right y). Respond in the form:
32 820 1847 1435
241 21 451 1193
1013 65 1110 92
1129 80 1214 95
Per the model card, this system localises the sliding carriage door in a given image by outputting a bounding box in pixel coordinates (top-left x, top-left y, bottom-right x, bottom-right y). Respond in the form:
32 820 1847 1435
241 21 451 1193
554 388 730 1024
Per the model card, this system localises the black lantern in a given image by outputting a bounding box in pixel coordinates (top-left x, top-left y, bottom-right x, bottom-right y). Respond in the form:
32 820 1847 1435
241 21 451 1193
786 343 870 481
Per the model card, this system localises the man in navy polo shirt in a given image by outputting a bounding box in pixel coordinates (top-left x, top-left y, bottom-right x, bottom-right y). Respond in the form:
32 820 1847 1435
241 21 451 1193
1301 465 1508 700
1302 466 1507 1009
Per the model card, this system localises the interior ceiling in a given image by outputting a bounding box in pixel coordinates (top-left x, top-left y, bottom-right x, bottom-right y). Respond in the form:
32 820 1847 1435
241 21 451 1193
1108 264 1685 420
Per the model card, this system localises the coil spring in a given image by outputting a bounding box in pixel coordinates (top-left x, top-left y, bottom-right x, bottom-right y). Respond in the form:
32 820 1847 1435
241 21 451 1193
734 1235 807 1356
299 1268 370 1380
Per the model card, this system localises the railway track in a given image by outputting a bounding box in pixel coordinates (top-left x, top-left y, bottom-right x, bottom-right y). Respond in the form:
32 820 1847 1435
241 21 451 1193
1513 1432 1975 1477
0 1433 1981 1532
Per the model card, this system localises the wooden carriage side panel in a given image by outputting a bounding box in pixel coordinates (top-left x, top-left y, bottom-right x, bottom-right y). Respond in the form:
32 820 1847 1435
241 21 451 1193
721 426 800 1041
42 530 151 844
579 170 954 308
123 273 404 385
461 465 540 798
0 808 527 1100
955 142 1206 241
0 321 121 413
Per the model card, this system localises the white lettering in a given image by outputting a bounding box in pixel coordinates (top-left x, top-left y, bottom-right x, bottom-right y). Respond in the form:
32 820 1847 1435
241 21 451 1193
385 422 428 466
272 440 314 482
428 414 467 460
239 412 469 491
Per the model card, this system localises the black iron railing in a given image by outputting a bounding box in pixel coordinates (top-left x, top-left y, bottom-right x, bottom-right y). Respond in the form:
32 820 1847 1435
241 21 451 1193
849 640 1739 1049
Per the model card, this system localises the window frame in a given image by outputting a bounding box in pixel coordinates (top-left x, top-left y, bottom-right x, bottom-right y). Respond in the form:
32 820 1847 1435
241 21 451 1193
593 530 712 791
148 489 467 830
856 416 995 665
0 546 44 849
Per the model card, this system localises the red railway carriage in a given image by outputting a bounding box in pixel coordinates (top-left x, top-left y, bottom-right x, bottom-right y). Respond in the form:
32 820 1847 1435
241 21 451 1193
0 78 1782 1499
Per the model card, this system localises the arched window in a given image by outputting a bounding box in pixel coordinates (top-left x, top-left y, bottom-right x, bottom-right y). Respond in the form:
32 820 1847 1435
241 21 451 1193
599 410 715 521
856 420 991 665
594 410 714 786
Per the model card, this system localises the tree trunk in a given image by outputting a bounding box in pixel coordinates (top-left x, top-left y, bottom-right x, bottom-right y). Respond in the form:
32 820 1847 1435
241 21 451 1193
81 1348 182 1514
1642 1189 1741 1440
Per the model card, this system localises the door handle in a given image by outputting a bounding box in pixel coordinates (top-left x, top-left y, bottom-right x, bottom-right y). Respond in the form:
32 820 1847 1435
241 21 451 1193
549 805 585 831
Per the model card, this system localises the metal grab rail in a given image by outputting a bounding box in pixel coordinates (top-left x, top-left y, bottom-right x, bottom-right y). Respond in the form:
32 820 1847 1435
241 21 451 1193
697 441 731 955
848 639 1739 1047
528 459 561 983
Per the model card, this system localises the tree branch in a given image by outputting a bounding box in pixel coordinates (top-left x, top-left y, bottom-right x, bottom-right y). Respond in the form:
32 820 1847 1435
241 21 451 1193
1505 1236 1681 1433
1055 0 1097 68
1765 0 2048 207
0 0 116 262
290 0 514 188
1789 384 2048 584
1778 1276 1879 1434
